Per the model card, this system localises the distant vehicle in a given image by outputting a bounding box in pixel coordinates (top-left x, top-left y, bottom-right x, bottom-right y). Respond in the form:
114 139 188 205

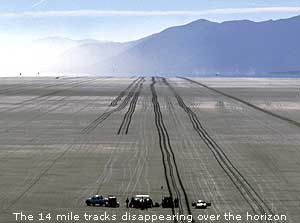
129 195 153 209
192 200 211 209
86 195 105 206
55 76 60 79
86 195 120 207
104 195 120 208
161 196 179 208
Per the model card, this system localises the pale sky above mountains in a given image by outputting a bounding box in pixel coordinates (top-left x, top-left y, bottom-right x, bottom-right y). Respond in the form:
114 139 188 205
0 0 300 42
0 1 300 76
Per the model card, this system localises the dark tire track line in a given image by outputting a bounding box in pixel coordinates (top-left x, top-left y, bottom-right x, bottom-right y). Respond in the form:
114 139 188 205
117 79 144 135
81 77 144 134
179 77 300 129
163 77 281 223
151 77 179 222
110 77 141 106
151 77 193 223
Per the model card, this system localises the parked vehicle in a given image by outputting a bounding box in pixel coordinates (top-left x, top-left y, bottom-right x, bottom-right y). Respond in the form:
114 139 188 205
86 195 119 208
192 200 211 209
104 195 120 208
129 195 153 209
86 195 105 206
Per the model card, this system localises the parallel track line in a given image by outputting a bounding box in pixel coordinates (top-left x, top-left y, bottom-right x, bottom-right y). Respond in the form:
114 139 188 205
81 77 144 134
151 77 194 223
179 77 300 129
117 79 144 135
164 77 281 223
110 77 141 107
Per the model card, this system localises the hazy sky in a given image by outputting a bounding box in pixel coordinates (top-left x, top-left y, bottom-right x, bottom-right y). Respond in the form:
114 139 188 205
1 0 300 42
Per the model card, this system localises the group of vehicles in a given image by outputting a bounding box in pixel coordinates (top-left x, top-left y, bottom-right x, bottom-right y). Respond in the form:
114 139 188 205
86 194 211 209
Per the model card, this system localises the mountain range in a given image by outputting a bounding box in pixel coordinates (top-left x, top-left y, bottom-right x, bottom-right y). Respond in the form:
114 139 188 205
44 15 300 76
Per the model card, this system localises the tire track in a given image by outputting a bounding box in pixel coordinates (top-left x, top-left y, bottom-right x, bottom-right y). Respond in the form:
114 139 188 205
110 77 141 106
0 84 30 95
179 77 300 129
81 77 144 134
118 95 150 198
0 78 92 114
4 96 102 210
0 79 66 96
4 144 73 211
151 77 194 223
163 94 225 215
0 79 94 133
1 81 100 211
117 79 144 135
163 77 281 223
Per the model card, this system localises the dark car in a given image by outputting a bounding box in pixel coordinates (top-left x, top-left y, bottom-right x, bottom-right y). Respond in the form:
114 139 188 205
104 196 120 208
129 195 153 209
161 196 174 208
86 195 105 206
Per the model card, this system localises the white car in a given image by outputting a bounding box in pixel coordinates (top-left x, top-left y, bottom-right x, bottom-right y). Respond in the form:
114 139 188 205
192 200 211 209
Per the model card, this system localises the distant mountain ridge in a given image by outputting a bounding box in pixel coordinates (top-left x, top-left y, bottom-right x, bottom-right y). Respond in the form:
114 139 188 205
46 15 300 76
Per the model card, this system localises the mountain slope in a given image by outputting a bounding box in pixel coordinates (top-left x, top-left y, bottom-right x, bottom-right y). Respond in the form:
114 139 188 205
49 39 144 73
87 15 300 75
53 42 129 72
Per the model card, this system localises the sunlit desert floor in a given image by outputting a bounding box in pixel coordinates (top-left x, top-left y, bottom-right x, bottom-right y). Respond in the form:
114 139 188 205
0 76 300 223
